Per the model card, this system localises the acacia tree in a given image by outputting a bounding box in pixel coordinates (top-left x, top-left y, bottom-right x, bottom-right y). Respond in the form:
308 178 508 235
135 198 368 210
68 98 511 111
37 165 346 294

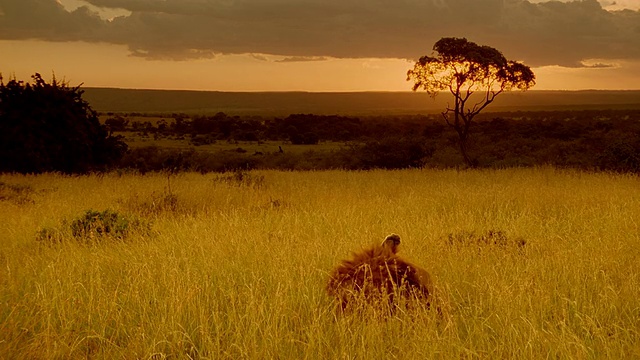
407 37 535 166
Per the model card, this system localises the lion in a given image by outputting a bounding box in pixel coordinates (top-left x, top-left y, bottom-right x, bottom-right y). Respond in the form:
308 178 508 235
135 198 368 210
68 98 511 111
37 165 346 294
326 234 434 314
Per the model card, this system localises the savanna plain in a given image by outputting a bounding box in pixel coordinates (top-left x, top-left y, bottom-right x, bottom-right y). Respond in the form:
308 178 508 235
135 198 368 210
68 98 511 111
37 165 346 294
1 168 639 359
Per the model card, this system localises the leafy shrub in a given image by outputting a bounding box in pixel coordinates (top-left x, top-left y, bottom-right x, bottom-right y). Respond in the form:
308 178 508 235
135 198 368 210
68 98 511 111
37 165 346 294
37 209 152 244
70 209 150 241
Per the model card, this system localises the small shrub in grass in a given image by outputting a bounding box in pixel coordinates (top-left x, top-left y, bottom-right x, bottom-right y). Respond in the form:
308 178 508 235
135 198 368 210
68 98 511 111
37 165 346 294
119 192 180 216
36 225 69 243
0 181 36 205
212 169 265 188
70 210 151 241
445 229 526 250
256 197 288 211
36 209 153 244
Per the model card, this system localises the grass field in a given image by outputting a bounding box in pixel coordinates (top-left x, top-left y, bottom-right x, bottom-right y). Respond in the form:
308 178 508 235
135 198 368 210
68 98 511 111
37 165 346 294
1 168 639 358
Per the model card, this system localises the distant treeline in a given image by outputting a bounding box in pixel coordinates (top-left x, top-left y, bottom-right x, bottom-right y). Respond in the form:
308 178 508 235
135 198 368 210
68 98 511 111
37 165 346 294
84 88 640 115
107 110 640 173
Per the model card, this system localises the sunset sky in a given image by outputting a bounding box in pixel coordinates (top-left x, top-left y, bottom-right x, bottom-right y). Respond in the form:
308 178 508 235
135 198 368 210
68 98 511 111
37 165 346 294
1 0 639 91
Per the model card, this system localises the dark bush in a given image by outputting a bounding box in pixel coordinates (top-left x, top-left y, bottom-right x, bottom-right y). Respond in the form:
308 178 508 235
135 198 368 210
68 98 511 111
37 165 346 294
190 134 217 146
346 137 433 169
119 146 259 173
104 115 129 132
597 140 640 173
0 73 127 173
274 114 362 142
290 132 320 145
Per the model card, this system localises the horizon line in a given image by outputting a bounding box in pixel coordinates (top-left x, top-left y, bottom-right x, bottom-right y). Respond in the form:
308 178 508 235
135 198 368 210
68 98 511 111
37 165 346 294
84 87 640 94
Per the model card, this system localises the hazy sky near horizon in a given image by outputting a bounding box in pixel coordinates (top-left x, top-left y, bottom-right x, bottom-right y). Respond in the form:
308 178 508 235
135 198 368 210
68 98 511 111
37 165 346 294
1 0 639 91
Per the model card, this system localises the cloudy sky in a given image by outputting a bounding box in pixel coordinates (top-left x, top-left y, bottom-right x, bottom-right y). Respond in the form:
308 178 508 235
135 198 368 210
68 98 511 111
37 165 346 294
1 0 639 91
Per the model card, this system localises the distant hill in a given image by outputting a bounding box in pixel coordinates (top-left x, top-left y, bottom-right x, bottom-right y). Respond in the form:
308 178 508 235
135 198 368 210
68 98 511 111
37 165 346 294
82 88 640 116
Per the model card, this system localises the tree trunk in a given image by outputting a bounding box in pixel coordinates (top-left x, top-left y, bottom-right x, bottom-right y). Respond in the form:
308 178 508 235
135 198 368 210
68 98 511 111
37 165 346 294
458 138 474 167
453 109 475 168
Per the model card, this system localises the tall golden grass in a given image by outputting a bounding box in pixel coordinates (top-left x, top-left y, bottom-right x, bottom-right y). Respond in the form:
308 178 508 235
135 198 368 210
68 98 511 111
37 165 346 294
1 168 638 358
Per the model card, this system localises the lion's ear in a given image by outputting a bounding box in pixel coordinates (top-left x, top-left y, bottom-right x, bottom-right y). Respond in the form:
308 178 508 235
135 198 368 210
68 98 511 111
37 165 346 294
381 233 401 253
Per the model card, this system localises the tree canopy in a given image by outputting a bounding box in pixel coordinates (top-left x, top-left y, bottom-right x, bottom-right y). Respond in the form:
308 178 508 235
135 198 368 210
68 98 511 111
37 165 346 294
407 37 535 166
0 73 127 173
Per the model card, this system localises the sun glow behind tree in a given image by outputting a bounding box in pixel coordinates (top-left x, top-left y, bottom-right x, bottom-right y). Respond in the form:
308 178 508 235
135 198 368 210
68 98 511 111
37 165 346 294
408 37 535 166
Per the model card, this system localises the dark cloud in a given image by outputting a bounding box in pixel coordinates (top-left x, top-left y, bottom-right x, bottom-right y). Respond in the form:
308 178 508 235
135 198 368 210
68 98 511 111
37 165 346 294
0 0 106 41
0 0 638 66
493 0 640 66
